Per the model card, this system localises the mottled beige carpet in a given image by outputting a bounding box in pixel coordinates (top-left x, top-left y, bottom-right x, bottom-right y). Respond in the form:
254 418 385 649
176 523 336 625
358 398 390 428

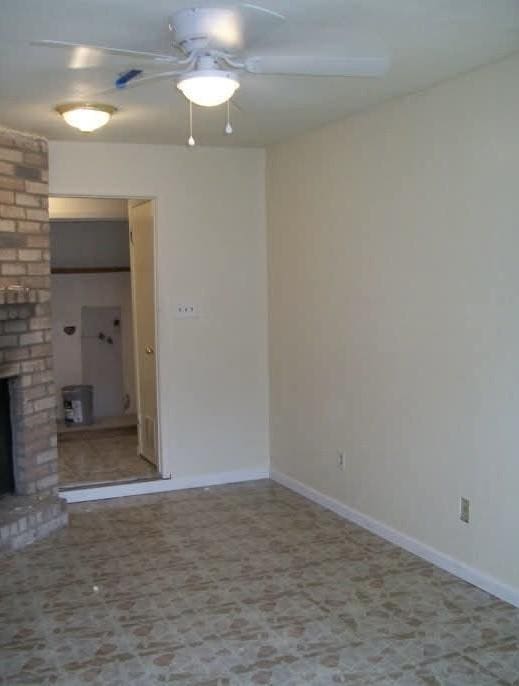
1 481 518 685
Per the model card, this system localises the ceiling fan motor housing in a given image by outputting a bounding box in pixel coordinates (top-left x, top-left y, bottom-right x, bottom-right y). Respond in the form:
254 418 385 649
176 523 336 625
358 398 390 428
171 7 242 54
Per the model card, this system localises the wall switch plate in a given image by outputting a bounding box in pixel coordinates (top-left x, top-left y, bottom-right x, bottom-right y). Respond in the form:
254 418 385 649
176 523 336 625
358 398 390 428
460 497 470 524
337 452 345 471
174 303 198 319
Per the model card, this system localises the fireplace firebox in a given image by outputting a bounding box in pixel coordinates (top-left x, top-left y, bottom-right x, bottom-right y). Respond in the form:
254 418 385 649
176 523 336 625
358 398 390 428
0 379 14 496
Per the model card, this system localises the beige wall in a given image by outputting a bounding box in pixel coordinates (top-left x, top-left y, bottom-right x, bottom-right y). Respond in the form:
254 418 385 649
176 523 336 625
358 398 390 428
267 53 519 591
49 142 269 479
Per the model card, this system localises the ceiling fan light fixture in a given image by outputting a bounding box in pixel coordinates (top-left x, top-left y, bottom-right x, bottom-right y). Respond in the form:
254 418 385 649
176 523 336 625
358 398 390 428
177 70 239 107
55 103 117 132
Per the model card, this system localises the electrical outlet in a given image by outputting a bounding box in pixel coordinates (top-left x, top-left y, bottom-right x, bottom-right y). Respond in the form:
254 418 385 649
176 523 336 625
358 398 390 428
337 452 345 471
460 497 470 524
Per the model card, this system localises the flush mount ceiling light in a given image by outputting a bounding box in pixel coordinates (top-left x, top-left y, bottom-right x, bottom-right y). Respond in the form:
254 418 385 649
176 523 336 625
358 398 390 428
55 103 117 132
177 70 239 107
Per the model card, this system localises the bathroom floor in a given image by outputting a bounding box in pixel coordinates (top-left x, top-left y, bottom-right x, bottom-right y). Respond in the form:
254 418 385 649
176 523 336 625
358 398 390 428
58 426 157 488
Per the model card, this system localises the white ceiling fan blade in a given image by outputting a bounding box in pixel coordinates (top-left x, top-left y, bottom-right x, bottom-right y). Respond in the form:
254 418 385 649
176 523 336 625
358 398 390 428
32 41 180 68
94 70 188 96
245 55 390 77
240 3 284 22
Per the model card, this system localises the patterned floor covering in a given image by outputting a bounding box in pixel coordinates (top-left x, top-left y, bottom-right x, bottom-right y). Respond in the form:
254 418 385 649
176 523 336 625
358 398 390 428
58 427 157 487
1 480 518 685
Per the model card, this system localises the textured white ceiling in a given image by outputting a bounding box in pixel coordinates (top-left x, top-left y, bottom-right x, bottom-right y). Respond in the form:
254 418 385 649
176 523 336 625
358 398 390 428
1 0 518 147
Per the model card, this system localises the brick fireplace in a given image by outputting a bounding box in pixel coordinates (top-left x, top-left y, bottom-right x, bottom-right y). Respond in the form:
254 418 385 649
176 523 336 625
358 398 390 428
0 127 67 552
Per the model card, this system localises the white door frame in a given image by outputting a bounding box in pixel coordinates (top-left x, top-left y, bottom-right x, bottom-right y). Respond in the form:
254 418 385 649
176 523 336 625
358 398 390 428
50 193 164 479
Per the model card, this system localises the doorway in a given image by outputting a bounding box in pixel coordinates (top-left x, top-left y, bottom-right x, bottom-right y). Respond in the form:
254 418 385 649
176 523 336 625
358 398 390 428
49 196 160 487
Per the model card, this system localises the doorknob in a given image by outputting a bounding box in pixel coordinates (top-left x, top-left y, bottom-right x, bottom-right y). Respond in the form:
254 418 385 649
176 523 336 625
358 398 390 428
145 345 154 354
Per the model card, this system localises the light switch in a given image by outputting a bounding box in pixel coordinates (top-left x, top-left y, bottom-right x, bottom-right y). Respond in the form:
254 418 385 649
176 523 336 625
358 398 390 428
174 303 199 319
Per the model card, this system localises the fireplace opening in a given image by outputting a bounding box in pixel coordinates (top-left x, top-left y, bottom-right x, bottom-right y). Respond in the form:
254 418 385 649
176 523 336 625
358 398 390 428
0 378 14 496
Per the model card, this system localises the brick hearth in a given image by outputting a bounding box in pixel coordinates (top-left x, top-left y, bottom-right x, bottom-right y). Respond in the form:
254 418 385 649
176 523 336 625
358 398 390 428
0 127 67 552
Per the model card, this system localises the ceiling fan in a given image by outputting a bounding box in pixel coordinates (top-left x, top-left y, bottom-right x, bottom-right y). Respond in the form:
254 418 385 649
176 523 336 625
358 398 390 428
33 4 390 138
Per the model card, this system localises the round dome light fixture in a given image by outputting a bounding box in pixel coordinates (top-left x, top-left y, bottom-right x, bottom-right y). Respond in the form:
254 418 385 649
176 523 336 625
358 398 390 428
177 70 239 107
55 103 117 132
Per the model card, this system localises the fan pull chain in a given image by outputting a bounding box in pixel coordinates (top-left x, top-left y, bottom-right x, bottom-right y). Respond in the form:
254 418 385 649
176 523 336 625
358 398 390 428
188 100 195 147
224 100 233 135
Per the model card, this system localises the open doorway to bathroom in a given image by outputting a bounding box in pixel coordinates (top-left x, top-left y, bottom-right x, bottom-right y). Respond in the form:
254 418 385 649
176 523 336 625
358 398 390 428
49 197 159 488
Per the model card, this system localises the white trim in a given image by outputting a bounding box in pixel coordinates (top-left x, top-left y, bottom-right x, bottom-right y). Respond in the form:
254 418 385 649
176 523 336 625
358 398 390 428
61 468 269 503
270 469 519 609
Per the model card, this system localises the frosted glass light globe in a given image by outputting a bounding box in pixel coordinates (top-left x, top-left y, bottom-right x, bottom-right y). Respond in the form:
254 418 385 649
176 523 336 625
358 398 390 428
177 71 239 107
56 104 116 132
